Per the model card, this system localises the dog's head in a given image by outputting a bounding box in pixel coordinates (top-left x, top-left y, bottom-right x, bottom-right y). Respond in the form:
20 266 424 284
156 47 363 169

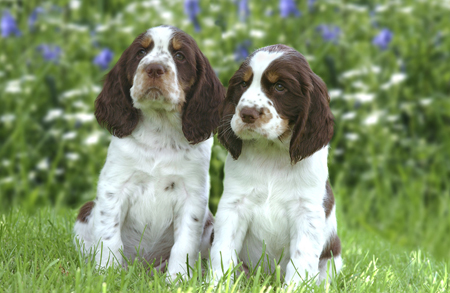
95 25 225 144
218 44 334 163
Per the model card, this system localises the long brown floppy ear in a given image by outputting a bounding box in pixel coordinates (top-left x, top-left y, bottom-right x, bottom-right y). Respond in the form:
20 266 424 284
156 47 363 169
94 52 140 138
217 97 242 160
182 50 225 144
289 72 334 163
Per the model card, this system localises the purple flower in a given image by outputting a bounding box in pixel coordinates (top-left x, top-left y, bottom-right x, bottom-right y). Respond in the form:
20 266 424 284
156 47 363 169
93 48 114 70
372 28 393 50
1 11 22 37
234 40 251 62
316 25 341 43
28 7 44 29
237 0 250 21
279 0 301 18
37 44 62 62
184 0 201 32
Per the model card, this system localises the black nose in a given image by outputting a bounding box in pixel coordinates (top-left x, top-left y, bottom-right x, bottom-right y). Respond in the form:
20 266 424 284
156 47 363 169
240 107 261 124
146 64 165 78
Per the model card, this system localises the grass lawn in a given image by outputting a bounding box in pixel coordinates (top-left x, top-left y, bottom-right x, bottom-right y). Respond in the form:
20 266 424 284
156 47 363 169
1 207 448 293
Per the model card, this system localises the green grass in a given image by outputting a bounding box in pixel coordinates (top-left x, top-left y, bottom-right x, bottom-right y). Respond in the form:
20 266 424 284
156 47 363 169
1 207 448 292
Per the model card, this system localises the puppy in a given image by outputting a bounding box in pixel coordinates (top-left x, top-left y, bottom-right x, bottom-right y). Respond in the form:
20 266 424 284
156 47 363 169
73 26 224 280
210 44 342 286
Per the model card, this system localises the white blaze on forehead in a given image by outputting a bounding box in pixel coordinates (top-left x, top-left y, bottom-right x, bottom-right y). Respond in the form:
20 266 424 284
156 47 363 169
249 50 284 89
231 49 288 141
238 50 284 108
144 26 175 62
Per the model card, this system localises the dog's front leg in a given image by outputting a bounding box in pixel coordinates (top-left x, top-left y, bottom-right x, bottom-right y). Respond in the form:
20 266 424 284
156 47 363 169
166 188 207 281
209 199 249 285
91 185 129 269
285 202 325 286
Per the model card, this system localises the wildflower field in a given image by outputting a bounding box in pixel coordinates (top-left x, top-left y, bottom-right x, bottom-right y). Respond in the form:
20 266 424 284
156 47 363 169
1 0 450 292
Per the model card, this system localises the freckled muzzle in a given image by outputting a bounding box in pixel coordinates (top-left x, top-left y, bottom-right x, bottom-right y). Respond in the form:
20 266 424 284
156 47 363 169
130 59 183 106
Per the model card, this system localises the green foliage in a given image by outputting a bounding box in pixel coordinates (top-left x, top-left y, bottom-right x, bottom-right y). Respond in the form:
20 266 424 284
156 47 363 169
1 0 449 266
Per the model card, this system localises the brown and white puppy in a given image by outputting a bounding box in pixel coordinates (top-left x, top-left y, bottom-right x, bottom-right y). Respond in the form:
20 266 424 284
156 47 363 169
73 25 224 281
210 44 341 286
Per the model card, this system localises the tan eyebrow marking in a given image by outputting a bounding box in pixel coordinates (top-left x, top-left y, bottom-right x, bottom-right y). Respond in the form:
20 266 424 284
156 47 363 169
172 36 182 50
266 71 279 83
243 67 253 82
141 35 153 48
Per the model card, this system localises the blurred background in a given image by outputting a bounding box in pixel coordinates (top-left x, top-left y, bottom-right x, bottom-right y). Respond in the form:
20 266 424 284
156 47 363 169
1 0 449 260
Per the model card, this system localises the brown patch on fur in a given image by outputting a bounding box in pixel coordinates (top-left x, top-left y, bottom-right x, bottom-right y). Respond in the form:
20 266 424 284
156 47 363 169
243 67 253 82
172 36 182 50
77 201 95 223
141 35 153 48
266 71 279 83
323 181 335 218
277 119 291 141
254 107 273 128
320 233 341 260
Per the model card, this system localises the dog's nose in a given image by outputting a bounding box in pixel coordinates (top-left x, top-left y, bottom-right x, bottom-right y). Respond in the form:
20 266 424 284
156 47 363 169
240 107 261 124
146 64 165 78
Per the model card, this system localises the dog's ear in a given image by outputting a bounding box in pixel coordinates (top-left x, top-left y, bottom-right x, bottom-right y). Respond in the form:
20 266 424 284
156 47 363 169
95 50 139 138
217 96 243 160
181 49 225 144
289 72 334 163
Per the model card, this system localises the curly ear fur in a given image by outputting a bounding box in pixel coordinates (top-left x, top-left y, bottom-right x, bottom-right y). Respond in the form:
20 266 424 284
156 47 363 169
217 98 243 160
94 51 139 138
182 50 225 144
289 72 334 163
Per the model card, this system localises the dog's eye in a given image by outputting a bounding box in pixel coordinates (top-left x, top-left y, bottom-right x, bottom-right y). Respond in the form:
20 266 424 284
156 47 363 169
174 52 185 61
274 83 285 92
137 49 146 59
241 81 248 88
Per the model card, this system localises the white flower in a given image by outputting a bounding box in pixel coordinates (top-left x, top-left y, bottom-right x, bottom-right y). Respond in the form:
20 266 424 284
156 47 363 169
363 111 386 126
340 66 380 79
65 23 89 32
328 89 343 99
55 168 65 175
0 114 16 123
341 112 357 120
5 80 21 93
222 31 236 39
352 80 368 90
345 133 359 141
2 159 11 167
375 5 389 12
343 93 375 103
64 113 95 123
419 98 433 106
36 158 49 170
161 11 174 22
65 153 80 161
250 30 265 38
202 17 215 27
44 109 64 122
95 25 110 32
381 72 407 90
84 131 103 145
28 171 36 180
386 115 399 122
399 7 413 14
62 132 77 140
333 148 344 156
0 177 13 184
344 3 368 12
69 0 81 10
